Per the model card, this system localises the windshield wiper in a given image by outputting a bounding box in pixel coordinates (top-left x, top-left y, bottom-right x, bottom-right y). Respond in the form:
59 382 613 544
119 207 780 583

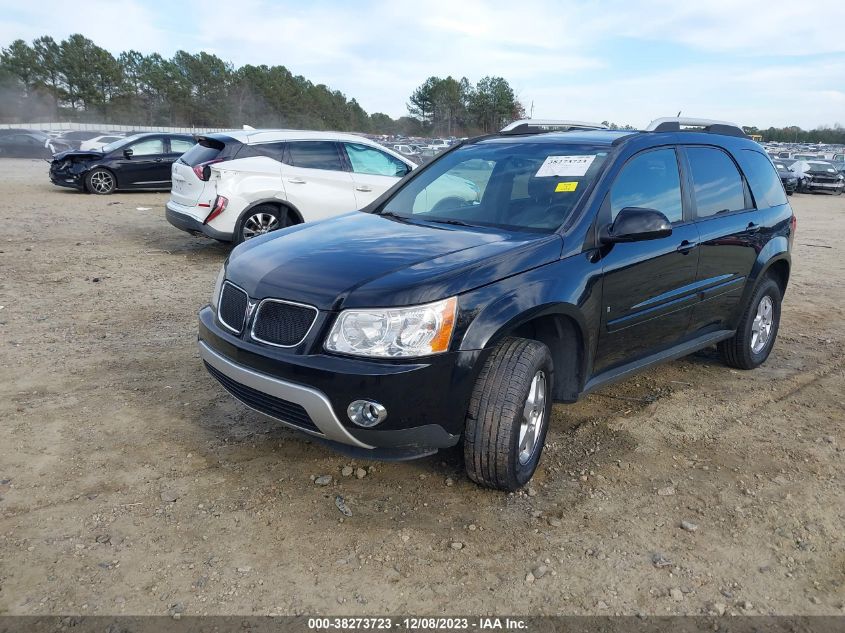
425 218 477 227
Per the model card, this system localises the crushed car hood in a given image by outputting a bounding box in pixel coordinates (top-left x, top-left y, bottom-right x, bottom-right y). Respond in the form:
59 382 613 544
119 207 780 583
51 149 104 162
225 212 563 310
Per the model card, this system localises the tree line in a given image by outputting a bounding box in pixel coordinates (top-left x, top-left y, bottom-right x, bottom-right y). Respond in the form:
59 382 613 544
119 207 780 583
0 34 522 137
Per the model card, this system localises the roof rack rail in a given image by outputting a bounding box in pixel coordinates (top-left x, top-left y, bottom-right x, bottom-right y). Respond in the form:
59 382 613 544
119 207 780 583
646 117 748 138
500 119 609 135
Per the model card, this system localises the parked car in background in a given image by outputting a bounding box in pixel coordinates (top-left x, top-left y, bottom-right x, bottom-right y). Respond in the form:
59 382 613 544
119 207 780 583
49 133 195 194
0 132 71 158
167 130 479 244
793 160 845 194
392 144 419 156
56 130 105 149
772 160 798 195
196 117 794 490
79 134 125 151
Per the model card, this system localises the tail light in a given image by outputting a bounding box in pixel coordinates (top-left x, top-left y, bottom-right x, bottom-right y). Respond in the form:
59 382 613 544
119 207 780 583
204 196 228 224
192 158 223 181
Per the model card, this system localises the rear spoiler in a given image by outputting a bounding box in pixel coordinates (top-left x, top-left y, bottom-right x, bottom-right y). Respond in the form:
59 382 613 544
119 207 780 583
195 136 226 150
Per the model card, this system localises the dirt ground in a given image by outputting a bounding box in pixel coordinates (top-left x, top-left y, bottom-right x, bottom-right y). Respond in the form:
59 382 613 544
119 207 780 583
0 158 842 617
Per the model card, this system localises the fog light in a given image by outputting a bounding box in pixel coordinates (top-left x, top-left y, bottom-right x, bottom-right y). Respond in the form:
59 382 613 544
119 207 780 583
347 400 387 427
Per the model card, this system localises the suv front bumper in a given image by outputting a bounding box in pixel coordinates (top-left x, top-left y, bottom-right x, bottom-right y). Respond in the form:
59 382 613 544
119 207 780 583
198 306 479 459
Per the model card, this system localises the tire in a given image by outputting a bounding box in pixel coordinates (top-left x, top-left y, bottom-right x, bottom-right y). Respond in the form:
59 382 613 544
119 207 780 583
464 337 554 491
718 277 782 370
234 204 296 244
85 168 116 195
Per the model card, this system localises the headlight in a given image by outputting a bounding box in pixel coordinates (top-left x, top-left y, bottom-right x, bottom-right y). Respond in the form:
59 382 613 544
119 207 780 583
325 297 457 358
210 264 226 310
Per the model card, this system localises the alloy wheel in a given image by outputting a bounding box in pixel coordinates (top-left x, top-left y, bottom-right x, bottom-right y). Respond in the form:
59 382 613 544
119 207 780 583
89 170 114 194
242 212 280 240
517 370 547 465
750 295 774 354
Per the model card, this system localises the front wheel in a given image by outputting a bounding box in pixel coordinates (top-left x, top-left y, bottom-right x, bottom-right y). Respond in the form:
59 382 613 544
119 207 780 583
464 337 554 491
718 277 782 369
85 168 116 195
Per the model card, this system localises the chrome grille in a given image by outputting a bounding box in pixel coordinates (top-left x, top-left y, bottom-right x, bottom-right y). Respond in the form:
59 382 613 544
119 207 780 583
218 281 249 334
251 299 318 347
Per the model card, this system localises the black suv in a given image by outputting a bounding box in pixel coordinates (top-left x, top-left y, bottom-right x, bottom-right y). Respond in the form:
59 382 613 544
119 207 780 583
197 117 794 491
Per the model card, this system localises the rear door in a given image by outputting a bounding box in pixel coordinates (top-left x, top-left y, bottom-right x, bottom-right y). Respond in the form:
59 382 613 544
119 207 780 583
684 146 780 334
280 141 357 220
340 142 412 206
593 147 701 374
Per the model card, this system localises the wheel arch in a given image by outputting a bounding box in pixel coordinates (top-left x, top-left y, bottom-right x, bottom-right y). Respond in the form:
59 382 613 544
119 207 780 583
235 198 304 229
462 301 590 403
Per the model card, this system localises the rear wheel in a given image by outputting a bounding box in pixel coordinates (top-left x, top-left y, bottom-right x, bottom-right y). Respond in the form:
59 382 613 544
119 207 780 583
234 204 296 244
85 168 116 195
464 337 554 491
718 277 781 370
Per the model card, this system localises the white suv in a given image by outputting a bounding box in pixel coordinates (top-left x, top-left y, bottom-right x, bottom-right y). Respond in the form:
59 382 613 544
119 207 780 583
166 130 419 243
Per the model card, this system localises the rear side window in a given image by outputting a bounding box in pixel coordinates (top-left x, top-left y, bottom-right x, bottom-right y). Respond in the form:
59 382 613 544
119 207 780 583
287 141 344 171
246 142 287 162
611 148 683 223
736 149 788 208
685 147 746 218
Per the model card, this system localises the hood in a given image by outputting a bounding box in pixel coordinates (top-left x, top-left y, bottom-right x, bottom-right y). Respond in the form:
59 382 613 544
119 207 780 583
51 148 104 162
225 212 563 310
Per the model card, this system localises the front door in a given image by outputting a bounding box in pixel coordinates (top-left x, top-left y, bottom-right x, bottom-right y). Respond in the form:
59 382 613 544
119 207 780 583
593 147 700 375
281 141 357 220
114 136 169 188
340 142 411 207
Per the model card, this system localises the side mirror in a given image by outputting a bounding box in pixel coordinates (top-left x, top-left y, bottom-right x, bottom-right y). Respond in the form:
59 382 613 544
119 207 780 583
123 148 133 159
602 207 672 244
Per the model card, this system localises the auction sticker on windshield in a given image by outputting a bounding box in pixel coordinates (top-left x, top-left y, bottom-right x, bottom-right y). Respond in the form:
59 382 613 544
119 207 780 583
535 155 596 177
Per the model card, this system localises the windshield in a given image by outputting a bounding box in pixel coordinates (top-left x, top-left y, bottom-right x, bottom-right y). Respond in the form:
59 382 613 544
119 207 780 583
101 135 141 153
380 141 610 231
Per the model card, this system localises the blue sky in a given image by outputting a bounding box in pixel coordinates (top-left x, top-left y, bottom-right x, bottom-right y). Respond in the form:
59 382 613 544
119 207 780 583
2 0 844 129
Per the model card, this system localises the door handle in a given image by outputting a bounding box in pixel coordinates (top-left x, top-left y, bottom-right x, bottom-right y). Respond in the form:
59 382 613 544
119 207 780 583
676 239 698 254
154 158 163 162
287 178 306 184
355 185 373 192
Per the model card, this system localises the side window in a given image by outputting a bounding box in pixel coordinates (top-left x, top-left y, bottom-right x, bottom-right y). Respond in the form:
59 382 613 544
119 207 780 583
343 143 409 177
736 149 788 208
287 141 343 171
685 147 746 218
249 142 287 162
130 138 165 156
610 148 683 223
170 138 194 154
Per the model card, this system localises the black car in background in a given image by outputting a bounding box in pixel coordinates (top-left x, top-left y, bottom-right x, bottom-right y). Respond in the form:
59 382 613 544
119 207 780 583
0 132 71 158
49 133 195 194
772 160 798 195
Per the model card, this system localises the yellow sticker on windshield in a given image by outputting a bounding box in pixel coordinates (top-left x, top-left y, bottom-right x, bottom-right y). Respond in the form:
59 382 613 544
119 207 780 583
555 182 578 192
